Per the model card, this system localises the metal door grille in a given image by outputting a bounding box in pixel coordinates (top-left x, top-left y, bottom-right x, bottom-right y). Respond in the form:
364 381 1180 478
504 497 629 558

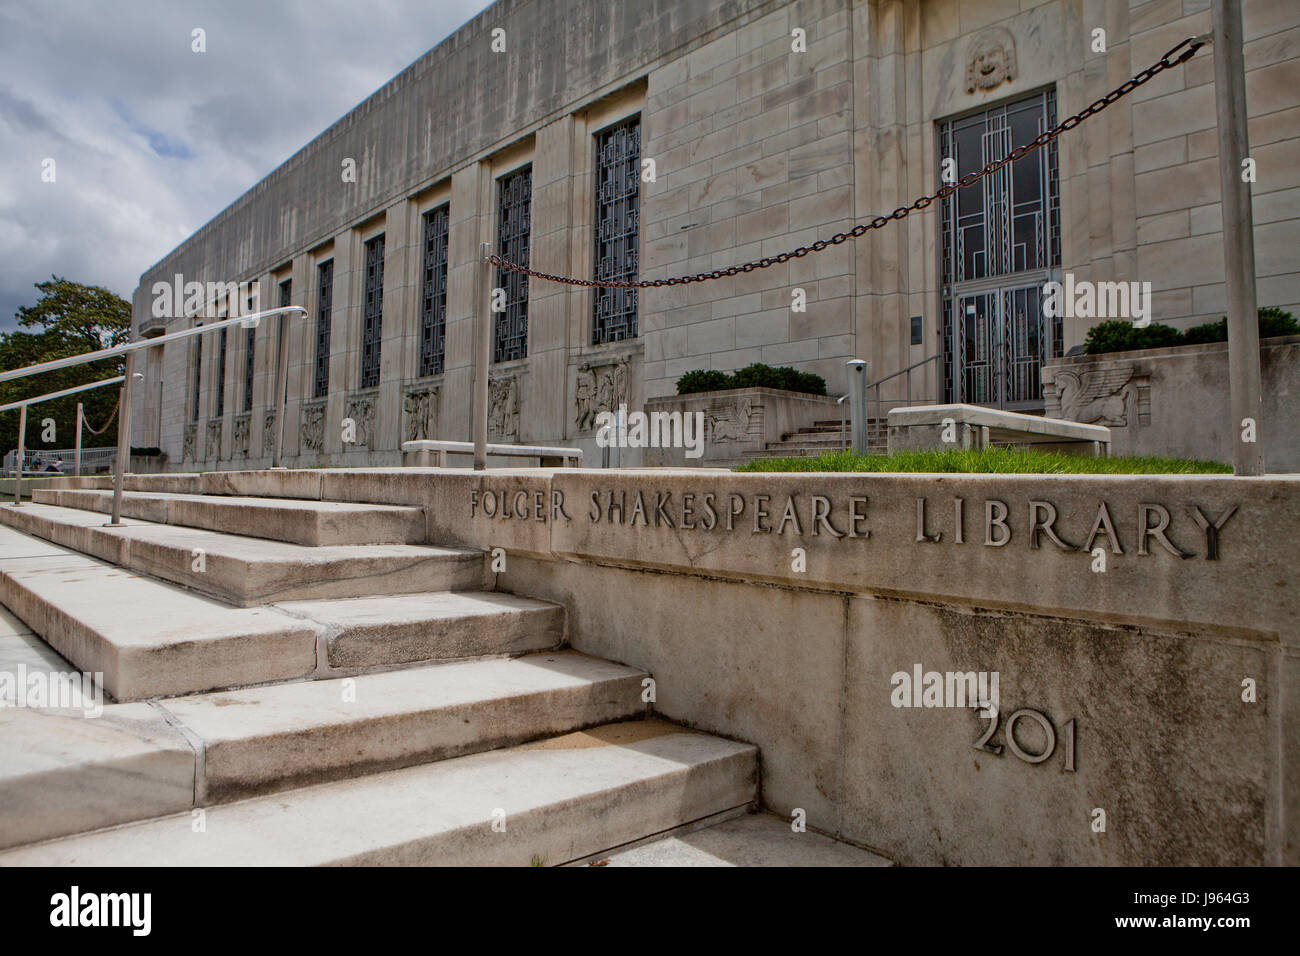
959 293 999 407
419 206 449 377
495 166 531 362
361 235 385 389
940 89 1060 405
1003 286 1045 406
593 118 640 344
314 261 332 399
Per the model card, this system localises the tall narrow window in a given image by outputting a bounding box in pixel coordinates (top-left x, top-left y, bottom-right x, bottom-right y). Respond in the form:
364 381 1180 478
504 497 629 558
314 260 332 398
418 205 450 377
593 117 640 344
243 290 256 413
215 326 228 418
274 278 291 406
360 235 385 388
495 166 531 362
190 331 203 423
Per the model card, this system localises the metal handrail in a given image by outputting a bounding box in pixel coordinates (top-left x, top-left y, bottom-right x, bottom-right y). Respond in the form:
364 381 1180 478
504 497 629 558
3 375 126 503
836 394 849 451
0 375 126 414
0 306 307 522
865 352 941 444
862 352 942 394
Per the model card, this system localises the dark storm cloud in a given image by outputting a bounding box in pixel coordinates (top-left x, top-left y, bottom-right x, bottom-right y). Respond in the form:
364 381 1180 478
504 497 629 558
0 0 495 334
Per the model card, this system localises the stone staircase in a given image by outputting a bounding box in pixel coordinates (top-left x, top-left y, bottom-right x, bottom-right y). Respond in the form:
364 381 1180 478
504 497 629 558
0 483 759 865
742 418 888 461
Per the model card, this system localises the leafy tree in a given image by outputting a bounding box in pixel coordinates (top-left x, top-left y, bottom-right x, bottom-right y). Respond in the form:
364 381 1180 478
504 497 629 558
0 277 131 461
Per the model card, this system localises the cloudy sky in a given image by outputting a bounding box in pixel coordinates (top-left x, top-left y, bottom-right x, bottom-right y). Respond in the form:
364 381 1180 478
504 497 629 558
0 0 495 333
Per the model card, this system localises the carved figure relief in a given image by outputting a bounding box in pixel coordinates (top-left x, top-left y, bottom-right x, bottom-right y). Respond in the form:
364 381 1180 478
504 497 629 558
574 357 630 432
489 375 520 441
205 419 223 460
346 394 376 449
708 397 758 443
966 27 1017 93
232 414 251 457
300 401 325 452
404 387 439 443
263 411 278 455
1050 365 1151 427
182 424 197 462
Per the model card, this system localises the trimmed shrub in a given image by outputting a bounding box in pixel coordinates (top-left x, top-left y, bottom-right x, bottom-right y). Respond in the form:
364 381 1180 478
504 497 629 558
1085 308 1297 354
1183 307 1299 345
676 363 827 396
1083 320 1183 354
675 369 730 394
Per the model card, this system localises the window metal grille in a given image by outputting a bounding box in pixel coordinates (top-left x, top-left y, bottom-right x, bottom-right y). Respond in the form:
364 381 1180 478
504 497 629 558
243 290 256 413
494 167 531 362
272 279 290 407
592 117 640 344
190 332 202 423
314 260 333 399
361 235 385 388
419 206 450 377
214 326 227 418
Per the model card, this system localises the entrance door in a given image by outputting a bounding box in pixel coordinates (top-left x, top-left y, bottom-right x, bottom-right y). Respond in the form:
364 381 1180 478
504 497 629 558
940 89 1061 408
954 284 1050 410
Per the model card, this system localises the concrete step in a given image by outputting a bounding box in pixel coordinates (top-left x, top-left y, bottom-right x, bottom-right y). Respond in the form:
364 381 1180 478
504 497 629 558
0 704 195 851
0 526 318 700
741 442 888 459
572 811 894 867
0 502 483 606
0 719 758 865
277 591 564 670
32 489 425 546
0 527 558 699
0 651 647 848
164 650 643 803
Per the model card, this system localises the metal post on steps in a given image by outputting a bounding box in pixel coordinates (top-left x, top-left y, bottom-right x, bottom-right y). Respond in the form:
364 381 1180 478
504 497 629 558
271 310 290 468
108 352 136 526
846 359 868 454
13 404 26 505
472 241 492 471
1211 0 1265 475
74 403 83 477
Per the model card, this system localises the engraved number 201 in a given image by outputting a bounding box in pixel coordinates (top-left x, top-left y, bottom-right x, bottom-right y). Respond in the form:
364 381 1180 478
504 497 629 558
975 708 1076 772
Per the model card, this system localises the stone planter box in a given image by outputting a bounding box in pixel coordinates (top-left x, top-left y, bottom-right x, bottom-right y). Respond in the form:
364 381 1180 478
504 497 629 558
1042 334 1300 471
129 453 168 474
642 387 839 467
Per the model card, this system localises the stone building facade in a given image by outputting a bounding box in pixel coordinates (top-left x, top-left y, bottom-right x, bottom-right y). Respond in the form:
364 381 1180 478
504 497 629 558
129 0 1300 468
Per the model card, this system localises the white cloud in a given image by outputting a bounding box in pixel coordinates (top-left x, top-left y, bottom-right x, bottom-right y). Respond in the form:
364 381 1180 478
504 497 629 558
0 0 495 332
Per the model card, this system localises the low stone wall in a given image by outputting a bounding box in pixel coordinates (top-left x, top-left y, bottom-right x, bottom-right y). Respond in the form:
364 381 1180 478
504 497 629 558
1042 335 1300 470
642 387 838 467
54 466 1299 865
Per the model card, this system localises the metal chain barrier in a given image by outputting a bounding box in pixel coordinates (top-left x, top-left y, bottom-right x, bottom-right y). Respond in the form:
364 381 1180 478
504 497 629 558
488 36 1209 289
82 396 120 436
